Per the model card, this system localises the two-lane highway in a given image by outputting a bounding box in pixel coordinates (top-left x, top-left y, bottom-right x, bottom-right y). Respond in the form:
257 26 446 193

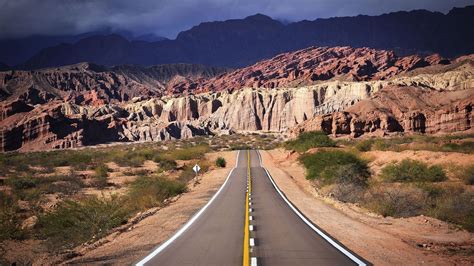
136 150 367 265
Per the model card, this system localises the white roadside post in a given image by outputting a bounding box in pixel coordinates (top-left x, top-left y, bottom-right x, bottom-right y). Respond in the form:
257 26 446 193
193 164 201 178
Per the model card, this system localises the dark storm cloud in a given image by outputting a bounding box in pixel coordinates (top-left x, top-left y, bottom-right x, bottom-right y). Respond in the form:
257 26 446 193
0 0 473 39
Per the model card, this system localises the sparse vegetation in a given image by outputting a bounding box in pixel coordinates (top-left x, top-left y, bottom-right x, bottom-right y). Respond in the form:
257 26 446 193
0 136 241 255
215 157 226 168
364 185 427 217
37 196 129 249
0 193 25 241
345 133 474 154
300 150 369 185
126 175 187 211
155 158 178 171
455 165 474 185
295 134 474 231
166 144 210 160
286 131 335 152
93 163 109 188
431 190 474 231
380 159 447 183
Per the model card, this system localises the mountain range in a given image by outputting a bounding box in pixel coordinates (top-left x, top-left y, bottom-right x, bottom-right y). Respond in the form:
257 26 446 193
2 6 473 70
1 45 472 152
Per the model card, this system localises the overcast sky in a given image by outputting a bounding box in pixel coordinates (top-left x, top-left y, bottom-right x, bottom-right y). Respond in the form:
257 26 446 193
0 0 473 39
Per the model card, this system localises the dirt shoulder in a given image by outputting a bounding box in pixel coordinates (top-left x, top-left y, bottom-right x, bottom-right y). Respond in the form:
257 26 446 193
260 149 474 265
61 151 236 265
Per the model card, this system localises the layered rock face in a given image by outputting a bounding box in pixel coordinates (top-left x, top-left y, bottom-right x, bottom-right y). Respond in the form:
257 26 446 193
1 46 473 152
291 86 474 137
0 63 227 105
174 46 448 93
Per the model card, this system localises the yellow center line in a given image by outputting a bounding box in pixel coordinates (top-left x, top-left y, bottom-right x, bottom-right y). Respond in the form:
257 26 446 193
243 150 251 266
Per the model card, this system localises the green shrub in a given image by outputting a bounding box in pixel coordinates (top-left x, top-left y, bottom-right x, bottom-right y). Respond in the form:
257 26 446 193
7 177 37 190
0 193 25 241
380 159 447 182
459 165 474 185
153 157 178 171
37 196 129 249
441 142 474 154
300 150 368 185
364 185 427 217
93 164 109 188
431 191 474 231
354 139 375 152
127 176 187 211
286 131 335 152
167 144 210 160
215 157 226 168
320 163 370 186
330 183 366 203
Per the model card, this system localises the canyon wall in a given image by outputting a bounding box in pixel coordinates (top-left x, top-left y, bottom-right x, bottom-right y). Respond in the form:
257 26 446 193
1 60 472 151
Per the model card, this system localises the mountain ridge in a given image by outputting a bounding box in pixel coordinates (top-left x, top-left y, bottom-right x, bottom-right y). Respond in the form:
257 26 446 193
1 45 473 152
15 5 474 70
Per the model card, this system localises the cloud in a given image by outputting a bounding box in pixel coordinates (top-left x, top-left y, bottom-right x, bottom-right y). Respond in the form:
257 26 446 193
0 0 472 39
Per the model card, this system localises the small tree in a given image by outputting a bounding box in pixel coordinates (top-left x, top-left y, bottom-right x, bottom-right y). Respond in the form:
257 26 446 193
215 157 226 168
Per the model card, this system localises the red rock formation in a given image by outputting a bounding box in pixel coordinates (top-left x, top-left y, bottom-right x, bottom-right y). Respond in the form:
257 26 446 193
179 46 448 93
0 46 472 152
291 86 474 137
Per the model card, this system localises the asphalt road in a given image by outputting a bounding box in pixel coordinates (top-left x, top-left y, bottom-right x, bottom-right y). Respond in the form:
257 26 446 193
137 150 365 266
249 150 357 265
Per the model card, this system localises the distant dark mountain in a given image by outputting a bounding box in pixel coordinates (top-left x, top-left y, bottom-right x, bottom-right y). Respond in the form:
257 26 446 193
0 31 166 66
0 62 9 71
18 6 474 70
133 34 168 42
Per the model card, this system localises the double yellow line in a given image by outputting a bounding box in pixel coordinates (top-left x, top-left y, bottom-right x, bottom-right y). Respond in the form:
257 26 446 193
243 150 252 266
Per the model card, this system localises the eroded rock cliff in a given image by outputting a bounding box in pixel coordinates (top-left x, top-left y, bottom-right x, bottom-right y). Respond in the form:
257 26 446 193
1 59 473 151
1 46 473 152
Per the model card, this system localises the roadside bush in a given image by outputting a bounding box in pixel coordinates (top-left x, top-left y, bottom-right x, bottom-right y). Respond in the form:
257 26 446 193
126 175 187 211
37 196 129 249
286 131 335 152
364 185 427 217
431 191 474 231
380 159 447 183
330 183 366 203
320 163 370 186
300 150 369 185
153 157 178 171
215 157 226 168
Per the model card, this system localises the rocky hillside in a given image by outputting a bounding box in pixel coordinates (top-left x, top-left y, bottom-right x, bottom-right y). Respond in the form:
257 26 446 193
0 63 227 106
1 44 473 151
181 46 448 93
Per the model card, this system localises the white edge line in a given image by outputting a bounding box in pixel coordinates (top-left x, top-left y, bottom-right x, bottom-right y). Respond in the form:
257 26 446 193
136 150 242 266
256 150 366 266
251 257 258 266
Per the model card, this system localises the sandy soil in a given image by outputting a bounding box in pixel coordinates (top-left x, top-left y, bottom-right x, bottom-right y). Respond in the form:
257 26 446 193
59 151 237 265
260 149 474 265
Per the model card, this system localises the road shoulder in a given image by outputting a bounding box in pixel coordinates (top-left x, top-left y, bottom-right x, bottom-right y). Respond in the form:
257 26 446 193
62 151 237 265
260 149 473 266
